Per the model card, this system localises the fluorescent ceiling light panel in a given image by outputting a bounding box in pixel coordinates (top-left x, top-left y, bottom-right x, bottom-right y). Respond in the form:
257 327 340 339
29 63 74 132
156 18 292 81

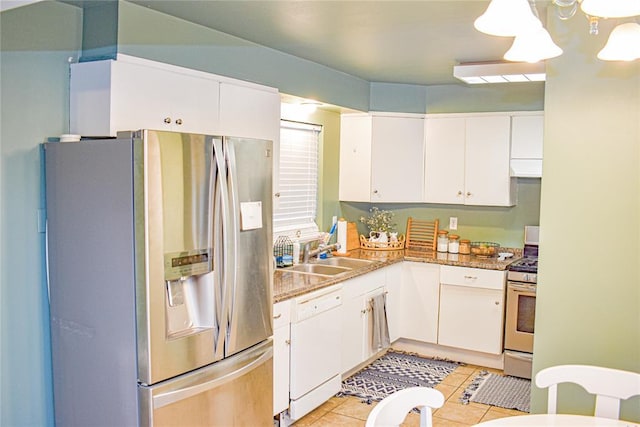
453 62 546 84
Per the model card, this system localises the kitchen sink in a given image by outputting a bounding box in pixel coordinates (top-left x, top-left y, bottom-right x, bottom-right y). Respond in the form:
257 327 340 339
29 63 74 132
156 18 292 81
314 257 375 269
287 264 351 276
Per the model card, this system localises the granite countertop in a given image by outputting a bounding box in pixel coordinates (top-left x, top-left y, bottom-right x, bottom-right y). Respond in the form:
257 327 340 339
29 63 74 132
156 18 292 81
273 247 522 303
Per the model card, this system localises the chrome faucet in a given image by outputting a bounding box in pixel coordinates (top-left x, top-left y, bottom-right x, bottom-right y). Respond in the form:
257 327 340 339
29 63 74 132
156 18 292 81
302 242 341 263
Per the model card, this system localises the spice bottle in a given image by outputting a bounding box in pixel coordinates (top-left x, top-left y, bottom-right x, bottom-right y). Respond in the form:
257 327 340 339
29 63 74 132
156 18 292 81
448 234 460 254
437 230 449 252
459 239 471 255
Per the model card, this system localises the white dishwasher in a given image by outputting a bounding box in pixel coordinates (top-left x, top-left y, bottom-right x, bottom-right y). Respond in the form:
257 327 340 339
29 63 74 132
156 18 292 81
289 284 343 421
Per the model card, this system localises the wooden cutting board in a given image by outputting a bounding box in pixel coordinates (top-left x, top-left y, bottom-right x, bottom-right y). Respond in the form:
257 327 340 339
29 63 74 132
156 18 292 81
346 222 360 251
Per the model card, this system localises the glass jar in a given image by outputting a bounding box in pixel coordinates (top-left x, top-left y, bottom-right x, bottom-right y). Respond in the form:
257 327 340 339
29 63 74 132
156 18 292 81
459 239 471 255
448 234 460 253
437 230 449 252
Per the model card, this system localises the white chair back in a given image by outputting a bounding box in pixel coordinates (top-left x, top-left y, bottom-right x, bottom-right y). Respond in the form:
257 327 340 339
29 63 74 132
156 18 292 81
365 387 445 427
535 364 640 420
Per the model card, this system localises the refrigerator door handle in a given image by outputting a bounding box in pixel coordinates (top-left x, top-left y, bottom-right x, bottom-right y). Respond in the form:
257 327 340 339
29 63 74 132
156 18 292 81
151 341 273 409
224 139 240 341
212 137 232 360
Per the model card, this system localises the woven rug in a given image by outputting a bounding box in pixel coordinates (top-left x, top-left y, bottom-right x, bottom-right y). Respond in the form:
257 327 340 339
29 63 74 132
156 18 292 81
461 371 531 413
337 351 459 403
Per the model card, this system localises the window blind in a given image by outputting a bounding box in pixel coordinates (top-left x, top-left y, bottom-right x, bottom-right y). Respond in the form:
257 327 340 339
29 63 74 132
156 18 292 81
273 120 321 237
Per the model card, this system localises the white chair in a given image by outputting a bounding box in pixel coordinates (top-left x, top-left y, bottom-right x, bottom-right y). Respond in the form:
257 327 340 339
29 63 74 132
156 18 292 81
365 387 445 427
535 364 640 420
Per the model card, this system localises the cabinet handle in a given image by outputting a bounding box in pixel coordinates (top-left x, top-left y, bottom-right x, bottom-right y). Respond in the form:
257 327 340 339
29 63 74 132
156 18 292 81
164 117 172 124
494 301 500 305
373 190 378 194
273 313 282 319
274 192 281 198
285 339 290 345
457 191 463 196
175 118 183 125
466 191 472 197
464 275 478 280
361 309 367 315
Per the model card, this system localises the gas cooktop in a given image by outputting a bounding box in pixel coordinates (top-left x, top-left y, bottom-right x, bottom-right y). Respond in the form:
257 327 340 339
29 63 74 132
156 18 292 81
508 257 538 274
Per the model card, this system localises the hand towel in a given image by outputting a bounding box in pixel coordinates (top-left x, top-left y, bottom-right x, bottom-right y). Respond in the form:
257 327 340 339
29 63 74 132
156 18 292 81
370 293 390 351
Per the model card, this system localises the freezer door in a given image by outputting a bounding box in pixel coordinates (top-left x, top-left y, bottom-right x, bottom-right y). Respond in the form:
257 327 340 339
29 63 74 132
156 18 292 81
221 137 274 357
135 130 218 385
138 339 273 427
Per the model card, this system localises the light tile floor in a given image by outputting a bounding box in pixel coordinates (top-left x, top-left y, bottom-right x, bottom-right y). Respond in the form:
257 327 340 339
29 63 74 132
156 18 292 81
291 364 527 426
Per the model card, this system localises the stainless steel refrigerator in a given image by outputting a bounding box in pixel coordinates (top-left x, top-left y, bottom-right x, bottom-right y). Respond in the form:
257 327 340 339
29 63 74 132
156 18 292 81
45 130 274 426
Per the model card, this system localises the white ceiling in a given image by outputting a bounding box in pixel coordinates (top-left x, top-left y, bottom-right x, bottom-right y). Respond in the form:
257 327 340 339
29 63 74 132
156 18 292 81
124 0 550 86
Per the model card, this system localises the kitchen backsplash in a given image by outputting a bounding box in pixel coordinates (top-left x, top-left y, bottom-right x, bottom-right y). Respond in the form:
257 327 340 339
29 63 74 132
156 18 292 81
339 178 540 249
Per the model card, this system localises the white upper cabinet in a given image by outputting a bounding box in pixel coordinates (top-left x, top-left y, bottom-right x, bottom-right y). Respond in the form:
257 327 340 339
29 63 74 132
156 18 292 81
424 117 466 205
218 82 281 142
70 55 281 141
70 57 221 136
425 114 516 206
339 113 425 202
338 115 372 202
510 113 544 178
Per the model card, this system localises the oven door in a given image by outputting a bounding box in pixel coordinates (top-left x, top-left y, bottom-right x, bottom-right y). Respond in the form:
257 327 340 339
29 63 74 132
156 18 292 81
504 282 536 353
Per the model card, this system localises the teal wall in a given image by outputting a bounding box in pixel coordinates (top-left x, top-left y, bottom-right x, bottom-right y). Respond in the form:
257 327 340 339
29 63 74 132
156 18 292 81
530 11 640 421
0 3 82 426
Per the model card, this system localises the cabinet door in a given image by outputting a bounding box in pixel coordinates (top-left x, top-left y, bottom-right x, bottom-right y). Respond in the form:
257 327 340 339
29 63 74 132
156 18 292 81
370 116 425 202
341 292 367 374
219 82 281 201
438 284 505 354
363 286 387 360
401 262 440 344
424 117 466 204
464 116 514 206
71 60 221 136
511 114 543 159
384 263 403 343
339 115 372 202
340 270 386 374
111 61 220 135
110 61 175 134
167 71 220 135
218 82 280 141
273 300 291 415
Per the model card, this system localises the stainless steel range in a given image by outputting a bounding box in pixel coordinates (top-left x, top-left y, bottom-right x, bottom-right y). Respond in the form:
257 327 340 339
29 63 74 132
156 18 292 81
504 226 539 379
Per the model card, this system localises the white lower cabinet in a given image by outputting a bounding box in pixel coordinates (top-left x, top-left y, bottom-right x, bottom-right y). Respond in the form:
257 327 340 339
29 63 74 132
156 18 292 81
437 266 506 355
340 269 387 374
273 300 291 416
384 263 403 343
400 262 441 344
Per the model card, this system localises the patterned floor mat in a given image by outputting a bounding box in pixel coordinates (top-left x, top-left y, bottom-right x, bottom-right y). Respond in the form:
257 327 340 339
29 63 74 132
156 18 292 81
337 350 459 403
461 371 531 413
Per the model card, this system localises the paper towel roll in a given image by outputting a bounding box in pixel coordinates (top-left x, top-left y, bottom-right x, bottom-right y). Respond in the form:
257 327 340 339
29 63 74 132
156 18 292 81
337 218 347 254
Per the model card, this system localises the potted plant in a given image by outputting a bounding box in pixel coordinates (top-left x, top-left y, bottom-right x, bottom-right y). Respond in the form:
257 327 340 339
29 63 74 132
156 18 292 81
360 207 396 243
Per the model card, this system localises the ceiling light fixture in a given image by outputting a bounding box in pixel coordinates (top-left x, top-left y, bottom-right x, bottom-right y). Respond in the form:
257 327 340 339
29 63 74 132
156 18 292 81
474 0 542 36
597 22 640 61
453 62 546 84
473 0 640 62
504 27 563 63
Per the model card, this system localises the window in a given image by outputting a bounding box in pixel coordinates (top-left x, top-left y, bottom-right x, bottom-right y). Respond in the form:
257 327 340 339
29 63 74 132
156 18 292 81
273 120 321 238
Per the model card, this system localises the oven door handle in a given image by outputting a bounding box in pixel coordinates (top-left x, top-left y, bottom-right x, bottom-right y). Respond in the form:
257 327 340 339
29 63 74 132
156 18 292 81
508 283 536 293
506 351 534 362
